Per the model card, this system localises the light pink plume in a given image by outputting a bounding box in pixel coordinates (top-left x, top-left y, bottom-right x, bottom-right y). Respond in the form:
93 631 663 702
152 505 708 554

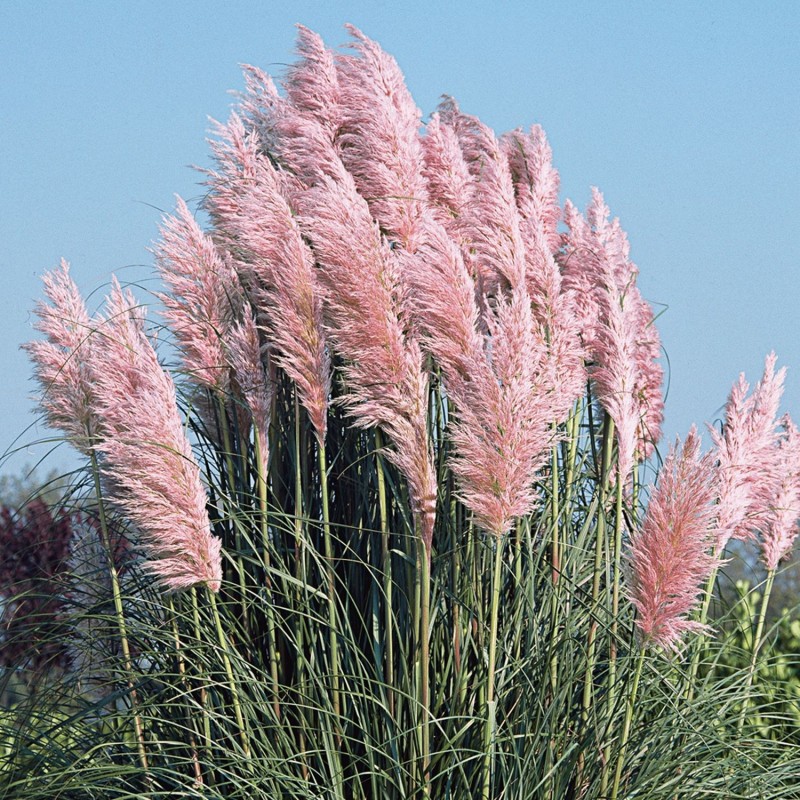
336 24 430 252
420 113 475 234
438 98 528 291
712 353 786 552
241 62 437 544
283 25 342 138
501 126 586 422
559 198 605 345
501 125 561 255
760 415 800 570
399 223 556 536
561 191 664 473
297 172 437 547
90 280 222 593
237 64 283 152
155 197 241 393
449 292 555 535
322 32 560 535
591 277 643 480
226 313 274 471
207 115 330 441
627 427 718 653
24 260 100 452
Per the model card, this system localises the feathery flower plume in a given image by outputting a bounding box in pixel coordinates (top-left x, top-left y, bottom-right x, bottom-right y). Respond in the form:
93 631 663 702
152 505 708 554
586 190 664 460
23 260 100 453
90 280 222 592
451 291 556 535
438 98 528 292
226 313 274 470
559 198 605 346
399 218 556 536
326 28 557 534
627 427 718 652
207 115 330 442
237 64 283 153
712 353 786 552
760 416 800 571
297 172 437 546
420 112 475 234
502 125 561 255
241 48 438 545
592 277 644 480
502 126 586 421
560 191 664 473
283 24 342 138
155 198 241 393
336 24 430 252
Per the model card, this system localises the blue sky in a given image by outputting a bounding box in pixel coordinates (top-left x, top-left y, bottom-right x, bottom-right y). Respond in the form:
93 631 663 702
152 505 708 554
1 1 798 479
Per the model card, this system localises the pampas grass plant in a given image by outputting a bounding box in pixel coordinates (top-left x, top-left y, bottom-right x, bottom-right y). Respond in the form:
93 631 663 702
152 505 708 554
2 24 799 800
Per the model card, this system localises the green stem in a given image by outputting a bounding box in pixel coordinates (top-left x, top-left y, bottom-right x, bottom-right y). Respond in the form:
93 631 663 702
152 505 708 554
292 394 309 780
208 588 250 760
419 535 432 799
550 436 561 585
168 596 203 786
318 441 342 732
611 647 645 800
482 534 506 800
375 430 395 717
737 568 776 734
89 451 150 782
686 562 721 702
191 588 213 780
216 395 249 638
581 416 615 728
255 430 280 721
602 475 625 796
549 438 561 696
563 400 581 522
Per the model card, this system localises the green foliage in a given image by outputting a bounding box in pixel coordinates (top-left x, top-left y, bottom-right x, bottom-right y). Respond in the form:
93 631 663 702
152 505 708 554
711 580 800 740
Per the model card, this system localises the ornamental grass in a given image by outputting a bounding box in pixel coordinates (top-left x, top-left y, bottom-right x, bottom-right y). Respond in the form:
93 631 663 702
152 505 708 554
2 24 799 799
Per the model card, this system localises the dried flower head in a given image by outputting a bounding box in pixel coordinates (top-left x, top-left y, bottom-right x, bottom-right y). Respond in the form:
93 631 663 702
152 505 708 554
23 260 101 453
90 280 222 592
628 428 718 653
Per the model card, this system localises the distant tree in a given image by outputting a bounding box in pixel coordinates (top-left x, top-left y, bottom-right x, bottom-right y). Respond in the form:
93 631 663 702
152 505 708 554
0 465 68 509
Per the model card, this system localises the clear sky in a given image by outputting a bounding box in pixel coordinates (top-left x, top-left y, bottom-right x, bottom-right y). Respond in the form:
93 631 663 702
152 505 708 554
1 1 798 479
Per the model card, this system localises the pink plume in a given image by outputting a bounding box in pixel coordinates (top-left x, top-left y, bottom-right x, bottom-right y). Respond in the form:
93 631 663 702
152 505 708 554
760 415 800 570
23 260 101 453
420 113 475 234
400 222 556 536
237 64 283 152
284 25 342 137
336 24 430 252
90 280 222 593
501 125 561 255
627 427 718 652
207 115 330 441
236 54 437 544
438 99 528 291
501 126 586 422
155 197 241 393
226 313 274 470
297 171 437 547
561 191 664 474
712 353 786 552
591 278 642 480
